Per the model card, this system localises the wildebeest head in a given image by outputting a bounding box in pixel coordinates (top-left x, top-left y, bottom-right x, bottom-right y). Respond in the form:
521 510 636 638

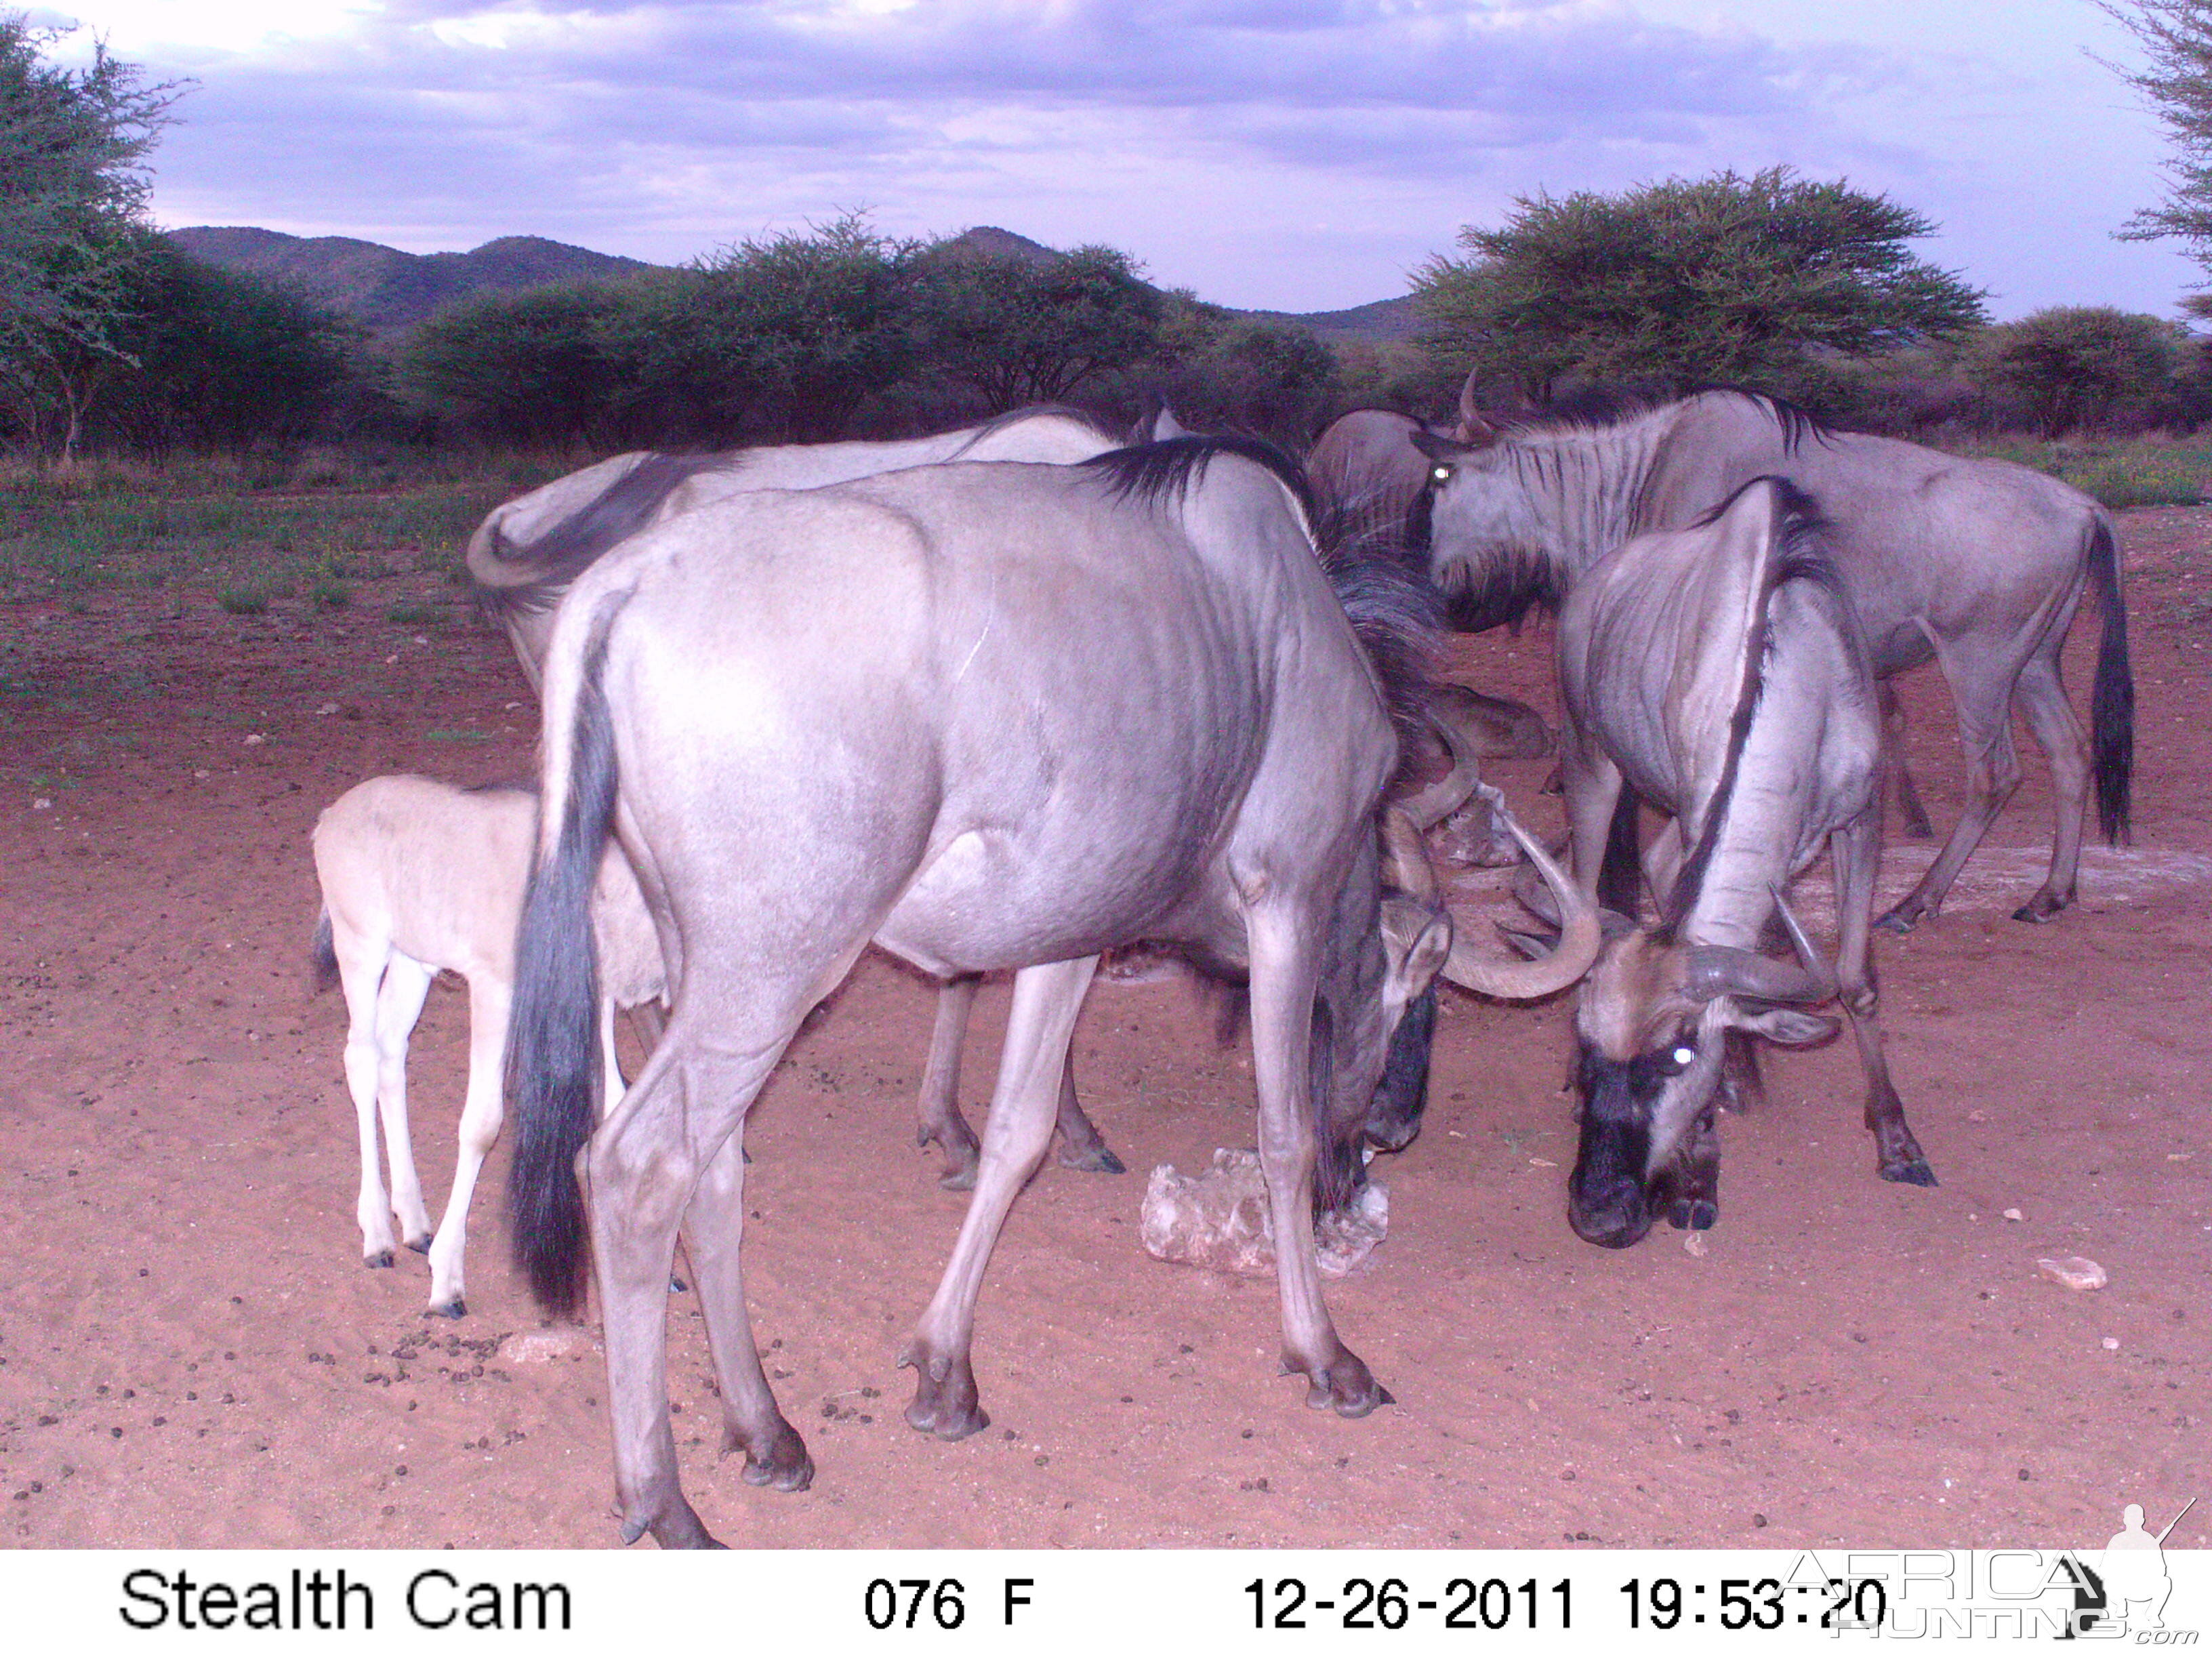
1359 795 1601 1160
1566 903 1838 1248
1406 426 1568 633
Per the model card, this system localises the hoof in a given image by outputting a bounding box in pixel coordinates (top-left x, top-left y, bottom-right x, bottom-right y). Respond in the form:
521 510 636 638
1058 1143 1126 1176
424 1296 467 1319
935 1164 979 1193
1881 1158 1939 1188
668 1275 687 1294
1292 1349 1393 1418
623 1500 722 1550
2010 893 2068 924
899 1341 989 1439
364 1249 394 1270
1667 1197 1719 1231
1872 905 1919 935
729 1421 814 1492
404 1234 432 1255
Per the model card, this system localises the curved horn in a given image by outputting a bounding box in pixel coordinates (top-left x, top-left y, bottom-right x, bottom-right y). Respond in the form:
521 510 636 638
1454 373 1497 444
1681 887 1836 1006
1393 707 1480 832
1437 784 1601 1001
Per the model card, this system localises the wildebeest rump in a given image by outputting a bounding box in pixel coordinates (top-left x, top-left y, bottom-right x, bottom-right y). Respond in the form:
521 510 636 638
1412 389 2133 929
1554 477 1928 1248
501 438 1597 1546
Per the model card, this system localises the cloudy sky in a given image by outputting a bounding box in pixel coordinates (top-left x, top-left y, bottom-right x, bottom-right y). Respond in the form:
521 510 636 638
41 0 2200 317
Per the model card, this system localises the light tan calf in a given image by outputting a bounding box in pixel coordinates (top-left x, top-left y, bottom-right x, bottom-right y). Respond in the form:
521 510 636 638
311 775 663 1317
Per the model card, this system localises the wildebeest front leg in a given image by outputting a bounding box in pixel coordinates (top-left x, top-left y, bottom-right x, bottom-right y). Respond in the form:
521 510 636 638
587 1030 793 1549
1835 821 1936 1187
1879 681 1935 840
902 957 1097 1439
919 974 1122 1190
916 974 985 1188
683 1126 813 1492
1247 907 1391 1418
368 955 436 1258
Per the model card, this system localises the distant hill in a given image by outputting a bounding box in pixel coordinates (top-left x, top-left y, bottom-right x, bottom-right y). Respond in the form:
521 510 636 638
166 222 1420 345
166 228 657 331
1240 295 1425 346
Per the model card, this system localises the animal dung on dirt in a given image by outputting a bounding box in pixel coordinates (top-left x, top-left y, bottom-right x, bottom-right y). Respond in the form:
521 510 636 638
1139 1149 1389 1279
2037 1256 2109 1291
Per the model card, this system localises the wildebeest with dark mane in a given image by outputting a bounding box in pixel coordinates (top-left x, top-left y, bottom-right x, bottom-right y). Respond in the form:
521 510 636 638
503 437 1600 1546
1553 476 1929 1249
469 406 1141 1186
1412 388 2134 930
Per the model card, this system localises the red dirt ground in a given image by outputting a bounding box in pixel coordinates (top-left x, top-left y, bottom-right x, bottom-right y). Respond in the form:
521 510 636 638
1 508 2205 1551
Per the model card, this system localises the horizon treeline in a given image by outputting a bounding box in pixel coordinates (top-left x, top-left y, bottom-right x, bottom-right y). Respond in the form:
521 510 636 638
31 217 2212 466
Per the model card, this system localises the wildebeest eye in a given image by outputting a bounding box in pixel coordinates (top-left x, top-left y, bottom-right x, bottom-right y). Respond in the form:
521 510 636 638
1430 464 1454 486
1657 1040 1698 1076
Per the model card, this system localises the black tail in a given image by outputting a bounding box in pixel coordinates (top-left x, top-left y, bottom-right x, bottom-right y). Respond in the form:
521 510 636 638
506 621 621 1315
2088 516 2134 846
310 911 339 994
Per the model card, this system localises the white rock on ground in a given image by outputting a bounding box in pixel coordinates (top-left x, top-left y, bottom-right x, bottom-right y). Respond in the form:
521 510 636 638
2036 1256 2109 1292
1139 1147 1387 1279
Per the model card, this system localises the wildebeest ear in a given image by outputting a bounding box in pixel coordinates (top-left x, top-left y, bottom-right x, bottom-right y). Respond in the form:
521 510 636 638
1134 400 1190 443
1734 1007 1839 1047
1410 428 1472 466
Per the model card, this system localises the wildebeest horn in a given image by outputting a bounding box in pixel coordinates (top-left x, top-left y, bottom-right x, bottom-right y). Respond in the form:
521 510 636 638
1454 373 1498 445
1391 709 1480 832
1681 887 1837 1006
1436 785 1601 1001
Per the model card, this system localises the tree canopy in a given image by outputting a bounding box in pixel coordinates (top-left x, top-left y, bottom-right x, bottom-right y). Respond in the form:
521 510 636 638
2102 1 2212 274
1412 166 1988 401
1961 305 2188 436
0 14 178 459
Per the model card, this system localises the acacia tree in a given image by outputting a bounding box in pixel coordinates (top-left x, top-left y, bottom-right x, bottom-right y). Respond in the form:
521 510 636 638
1414 166 1987 401
0 15 178 462
2102 1 2212 289
913 242 1163 411
1962 306 2187 436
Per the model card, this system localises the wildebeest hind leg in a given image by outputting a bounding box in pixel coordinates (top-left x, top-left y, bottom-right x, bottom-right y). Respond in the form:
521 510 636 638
903 958 1097 1439
588 1021 796 1549
1247 906 1391 1418
2009 653 2089 922
1876 661 2022 932
683 1126 813 1492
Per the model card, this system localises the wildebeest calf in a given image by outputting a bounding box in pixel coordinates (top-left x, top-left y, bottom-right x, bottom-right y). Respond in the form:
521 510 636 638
311 774 664 1316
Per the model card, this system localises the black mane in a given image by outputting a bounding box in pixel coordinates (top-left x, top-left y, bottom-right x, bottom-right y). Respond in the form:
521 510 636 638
1658 475 1849 939
1086 435 1437 751
1502 386 1836 457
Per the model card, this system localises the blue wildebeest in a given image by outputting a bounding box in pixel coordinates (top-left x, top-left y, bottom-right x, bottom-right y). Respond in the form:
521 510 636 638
1552 476 1930 1249
310 775 664 1317
1306 409 1558 861
1412 389 2134 930
501 438 1599 1546
468 406 1139 1188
